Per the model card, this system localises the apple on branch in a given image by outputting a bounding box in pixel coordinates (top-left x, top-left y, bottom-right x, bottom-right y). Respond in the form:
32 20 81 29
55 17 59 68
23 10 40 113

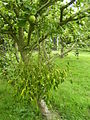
29 15 36 24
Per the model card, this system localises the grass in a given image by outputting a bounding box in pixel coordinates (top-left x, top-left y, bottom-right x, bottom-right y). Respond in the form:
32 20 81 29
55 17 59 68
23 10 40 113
0 78 42 120
0 52 90 120
50 51 90 120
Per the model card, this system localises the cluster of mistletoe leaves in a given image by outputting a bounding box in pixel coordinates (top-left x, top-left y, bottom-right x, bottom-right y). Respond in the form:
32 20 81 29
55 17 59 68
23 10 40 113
8 56 67 102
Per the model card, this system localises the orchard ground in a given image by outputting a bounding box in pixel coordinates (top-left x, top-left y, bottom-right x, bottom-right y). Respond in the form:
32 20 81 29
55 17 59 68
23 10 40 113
0 52 90 120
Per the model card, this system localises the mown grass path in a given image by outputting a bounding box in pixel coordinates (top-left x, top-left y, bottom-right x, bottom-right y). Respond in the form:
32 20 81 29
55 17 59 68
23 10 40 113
51 52 90 120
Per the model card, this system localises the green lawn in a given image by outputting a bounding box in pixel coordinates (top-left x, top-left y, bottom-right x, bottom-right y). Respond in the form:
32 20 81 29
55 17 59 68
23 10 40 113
0 52 90 120
51 52 90 120
0 79 42 120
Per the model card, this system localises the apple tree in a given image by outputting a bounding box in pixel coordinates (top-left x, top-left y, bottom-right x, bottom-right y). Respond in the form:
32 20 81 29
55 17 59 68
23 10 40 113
0 0 90 118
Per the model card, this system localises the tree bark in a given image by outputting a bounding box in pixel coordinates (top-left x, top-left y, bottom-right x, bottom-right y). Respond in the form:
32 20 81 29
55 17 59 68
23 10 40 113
16 27 29 62
14 42 21 62
38 100 52 120
60 37 64 58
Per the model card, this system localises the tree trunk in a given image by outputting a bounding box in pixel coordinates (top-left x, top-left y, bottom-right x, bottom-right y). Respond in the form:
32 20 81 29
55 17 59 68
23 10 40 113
60 37 64 58
15 42 21 62
38 100 51 119
60 45 64 58
16 27 29 62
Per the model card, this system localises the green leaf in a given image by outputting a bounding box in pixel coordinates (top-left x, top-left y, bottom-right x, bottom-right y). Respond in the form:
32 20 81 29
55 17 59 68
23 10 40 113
17 18 27 27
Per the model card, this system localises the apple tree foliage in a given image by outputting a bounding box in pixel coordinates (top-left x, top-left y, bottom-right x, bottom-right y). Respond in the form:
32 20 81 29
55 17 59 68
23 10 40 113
48 0 90 57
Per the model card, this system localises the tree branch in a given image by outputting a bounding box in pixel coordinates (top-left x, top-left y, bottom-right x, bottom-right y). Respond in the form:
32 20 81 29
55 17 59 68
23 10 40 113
61 42 76 57
25 33 49 51
60 9 63 23
72 14 90 21
0 11 18 42
60 0 76 10
60 0 76 26
35 0 51 17
13 3 19 17
35 0 59 17
27 25 34 45
60 7 90 26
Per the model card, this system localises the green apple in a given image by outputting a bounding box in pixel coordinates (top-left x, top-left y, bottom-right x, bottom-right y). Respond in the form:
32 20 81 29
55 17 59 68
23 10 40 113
29 15 36 24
